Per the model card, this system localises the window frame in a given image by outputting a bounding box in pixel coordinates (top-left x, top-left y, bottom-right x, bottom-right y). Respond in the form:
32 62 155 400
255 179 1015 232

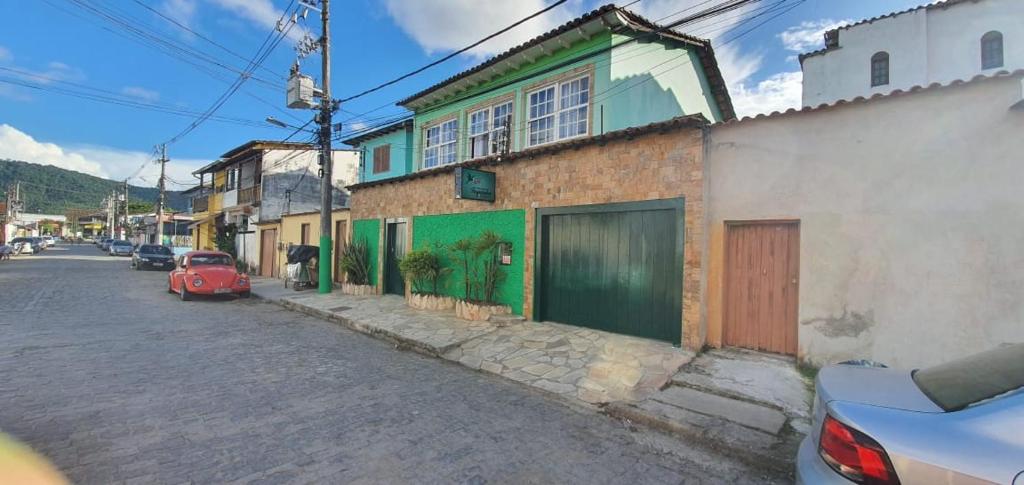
371 144 391 174
527 74 590 148
468 100 514 159
981 31 1004 70
422 118 458 169
870 51 890 87
300 223 310 245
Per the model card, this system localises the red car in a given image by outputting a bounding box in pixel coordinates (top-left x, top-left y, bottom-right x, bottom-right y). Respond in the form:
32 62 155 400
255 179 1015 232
167 251 250 300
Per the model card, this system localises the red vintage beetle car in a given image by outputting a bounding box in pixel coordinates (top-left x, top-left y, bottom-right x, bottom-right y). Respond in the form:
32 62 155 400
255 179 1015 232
168 250 250 300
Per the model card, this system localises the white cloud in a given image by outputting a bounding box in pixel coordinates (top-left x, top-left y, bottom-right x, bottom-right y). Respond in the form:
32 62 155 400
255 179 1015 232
382 0 573 57
778 18 851 52
121 86 161 102
0 124 207 189
0 45 11 62
160 0 198 28
729 71 802 117
207 0 309 41
715 44 801 117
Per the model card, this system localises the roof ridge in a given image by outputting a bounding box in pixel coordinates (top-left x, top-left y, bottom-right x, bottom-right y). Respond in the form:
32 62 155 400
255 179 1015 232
715 68 1023 126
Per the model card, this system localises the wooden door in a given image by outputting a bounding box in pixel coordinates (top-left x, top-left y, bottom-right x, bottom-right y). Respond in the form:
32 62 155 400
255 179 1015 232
260 228 278 278
723 221 799 355
334 220 347 283
538 200 684 344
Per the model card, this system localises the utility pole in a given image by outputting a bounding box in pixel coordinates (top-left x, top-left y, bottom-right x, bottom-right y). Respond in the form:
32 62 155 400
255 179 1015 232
156 144 168 246
317 0 333 294
123 179 130 240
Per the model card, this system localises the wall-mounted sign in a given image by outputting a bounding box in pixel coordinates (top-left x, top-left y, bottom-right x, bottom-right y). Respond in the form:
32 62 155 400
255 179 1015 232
455 167 496 202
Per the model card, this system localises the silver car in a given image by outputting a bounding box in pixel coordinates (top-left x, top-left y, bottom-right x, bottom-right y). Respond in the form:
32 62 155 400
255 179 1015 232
797 343 1024 484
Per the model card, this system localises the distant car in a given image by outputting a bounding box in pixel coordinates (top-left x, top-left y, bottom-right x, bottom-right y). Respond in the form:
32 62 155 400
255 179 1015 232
796 343 1024 485
108 240 133 256
41 236 55 247
99 238 114 251
9 237 41 254
29 237 45 251
167 251 250 301
132 244 175 270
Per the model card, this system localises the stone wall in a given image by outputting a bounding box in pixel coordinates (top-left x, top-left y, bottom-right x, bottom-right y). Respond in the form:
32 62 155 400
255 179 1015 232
351 125 708 349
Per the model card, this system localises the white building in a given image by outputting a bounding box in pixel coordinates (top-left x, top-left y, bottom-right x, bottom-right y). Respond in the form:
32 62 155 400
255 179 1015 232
800 0 1022 107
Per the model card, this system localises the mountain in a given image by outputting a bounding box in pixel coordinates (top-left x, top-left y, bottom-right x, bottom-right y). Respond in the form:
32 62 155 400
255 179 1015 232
0 159 189 215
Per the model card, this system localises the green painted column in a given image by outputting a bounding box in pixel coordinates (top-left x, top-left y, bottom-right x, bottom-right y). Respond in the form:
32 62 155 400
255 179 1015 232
318 235 331 294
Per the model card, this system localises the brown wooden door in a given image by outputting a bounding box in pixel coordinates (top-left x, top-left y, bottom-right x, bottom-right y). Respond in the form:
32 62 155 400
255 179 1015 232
260 228 278 278
334 220 347 283
723 221 799 355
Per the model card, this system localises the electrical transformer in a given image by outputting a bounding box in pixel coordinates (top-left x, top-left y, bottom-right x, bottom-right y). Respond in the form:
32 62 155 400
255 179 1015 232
287 72 317 109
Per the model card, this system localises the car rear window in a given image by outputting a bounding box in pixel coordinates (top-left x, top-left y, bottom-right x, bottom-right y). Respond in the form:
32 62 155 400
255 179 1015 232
113 240 131 246
141 245 172 255
913 343 1024 411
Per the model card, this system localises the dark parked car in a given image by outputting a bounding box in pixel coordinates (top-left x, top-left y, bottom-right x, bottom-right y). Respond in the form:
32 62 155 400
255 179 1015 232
132 244 175 270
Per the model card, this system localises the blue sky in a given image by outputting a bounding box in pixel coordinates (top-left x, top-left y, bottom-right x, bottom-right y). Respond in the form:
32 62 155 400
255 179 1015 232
0 0 920 188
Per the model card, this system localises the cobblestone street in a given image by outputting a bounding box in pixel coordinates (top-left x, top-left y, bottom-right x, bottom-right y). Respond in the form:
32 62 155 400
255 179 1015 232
0 245 786 484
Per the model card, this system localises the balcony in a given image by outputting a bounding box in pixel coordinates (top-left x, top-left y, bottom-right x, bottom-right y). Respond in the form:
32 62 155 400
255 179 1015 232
192 195 209 213
238 185 261 205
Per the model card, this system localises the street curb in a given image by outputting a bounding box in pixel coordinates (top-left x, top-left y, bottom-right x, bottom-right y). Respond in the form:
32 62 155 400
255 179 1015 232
252 291 455 358
604 402 798 475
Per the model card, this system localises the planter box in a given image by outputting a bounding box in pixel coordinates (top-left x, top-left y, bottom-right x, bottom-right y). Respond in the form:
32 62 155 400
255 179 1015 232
407 293 457 311
341 283 375 296
455 299 512 322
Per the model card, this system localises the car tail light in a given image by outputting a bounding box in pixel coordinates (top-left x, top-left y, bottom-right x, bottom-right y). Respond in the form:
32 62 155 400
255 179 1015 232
819 415 900 485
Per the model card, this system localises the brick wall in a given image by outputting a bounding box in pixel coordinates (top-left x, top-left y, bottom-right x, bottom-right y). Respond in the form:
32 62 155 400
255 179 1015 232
351 127 707 349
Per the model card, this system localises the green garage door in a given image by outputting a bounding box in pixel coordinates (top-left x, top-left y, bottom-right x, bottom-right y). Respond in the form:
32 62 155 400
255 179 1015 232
537 199 684 344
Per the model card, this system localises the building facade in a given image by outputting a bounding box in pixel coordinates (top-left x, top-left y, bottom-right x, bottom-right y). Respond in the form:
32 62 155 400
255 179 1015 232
706 70 1024 368
255 209 351 282
800 0 1022 106
188 141 358 273
344 4 733 184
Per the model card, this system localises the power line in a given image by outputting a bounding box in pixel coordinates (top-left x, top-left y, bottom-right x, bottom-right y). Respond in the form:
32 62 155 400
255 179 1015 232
339 0 570 103
163 1 299 145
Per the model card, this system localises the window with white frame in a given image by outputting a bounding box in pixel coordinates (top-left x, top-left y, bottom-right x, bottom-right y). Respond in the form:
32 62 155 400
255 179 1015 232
423 119 458 168
469 101 513 158
528 75 589 147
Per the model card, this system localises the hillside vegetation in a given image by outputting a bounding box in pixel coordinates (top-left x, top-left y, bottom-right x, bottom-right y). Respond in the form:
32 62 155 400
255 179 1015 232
0 159 188 214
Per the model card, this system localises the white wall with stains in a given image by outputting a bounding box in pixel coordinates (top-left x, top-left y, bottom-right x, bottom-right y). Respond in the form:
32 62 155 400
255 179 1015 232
707 73 1024 368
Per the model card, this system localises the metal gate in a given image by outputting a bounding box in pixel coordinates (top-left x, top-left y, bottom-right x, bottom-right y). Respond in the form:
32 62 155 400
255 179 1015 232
536 199 684 344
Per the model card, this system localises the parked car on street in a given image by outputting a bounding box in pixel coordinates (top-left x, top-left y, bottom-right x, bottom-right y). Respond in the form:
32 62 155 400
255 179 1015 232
132 244 175 270
9 237 42 254
41 236 56 247
796 343 1024 485
99 238 113 251
108 240 133 256
167 251 250 301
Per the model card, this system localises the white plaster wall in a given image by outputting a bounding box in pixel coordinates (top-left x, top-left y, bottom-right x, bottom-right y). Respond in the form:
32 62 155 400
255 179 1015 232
802 0 1023 107
709 75 1024 369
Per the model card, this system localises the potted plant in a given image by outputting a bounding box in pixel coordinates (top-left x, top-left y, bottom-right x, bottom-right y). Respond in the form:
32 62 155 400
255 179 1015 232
338 238 374 295
448 230 513 321
399 245 455 310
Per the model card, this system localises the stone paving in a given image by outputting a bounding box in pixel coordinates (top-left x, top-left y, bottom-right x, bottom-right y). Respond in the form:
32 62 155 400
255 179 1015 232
251 279 695 406
0 245 789 483
252 280 498 355
447 321 693 404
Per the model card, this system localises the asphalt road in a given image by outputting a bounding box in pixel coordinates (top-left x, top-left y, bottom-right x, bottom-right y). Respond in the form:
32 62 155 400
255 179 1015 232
0 244 787 484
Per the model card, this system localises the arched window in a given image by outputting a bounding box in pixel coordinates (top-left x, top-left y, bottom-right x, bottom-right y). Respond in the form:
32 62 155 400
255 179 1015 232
871 51 889 87
981 31 1004 69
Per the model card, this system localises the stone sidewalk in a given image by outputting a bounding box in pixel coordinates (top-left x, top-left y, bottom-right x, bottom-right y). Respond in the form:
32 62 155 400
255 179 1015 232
250 279 693 406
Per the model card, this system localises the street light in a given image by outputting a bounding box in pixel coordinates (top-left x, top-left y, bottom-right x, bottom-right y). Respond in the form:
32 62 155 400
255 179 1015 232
265 116 289 129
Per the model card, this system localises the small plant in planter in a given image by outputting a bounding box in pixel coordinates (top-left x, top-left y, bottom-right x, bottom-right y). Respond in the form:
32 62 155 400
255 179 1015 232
399 244 455 310
338 238 373 294
448 230 512 321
